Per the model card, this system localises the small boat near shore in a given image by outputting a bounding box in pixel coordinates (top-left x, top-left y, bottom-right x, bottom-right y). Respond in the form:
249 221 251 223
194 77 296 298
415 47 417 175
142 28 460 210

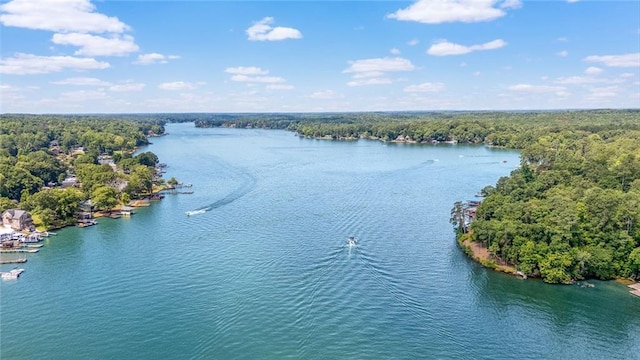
77 219 97 227
1 268 24 281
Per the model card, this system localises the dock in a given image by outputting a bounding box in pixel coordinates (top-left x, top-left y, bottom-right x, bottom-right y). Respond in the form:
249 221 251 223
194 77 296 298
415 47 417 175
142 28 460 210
628 283 640 297
21 244 43 248
0 248 39 253
0 258 27 265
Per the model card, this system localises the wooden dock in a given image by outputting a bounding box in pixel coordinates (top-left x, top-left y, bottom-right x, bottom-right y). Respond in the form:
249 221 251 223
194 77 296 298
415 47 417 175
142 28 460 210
628 283 640 297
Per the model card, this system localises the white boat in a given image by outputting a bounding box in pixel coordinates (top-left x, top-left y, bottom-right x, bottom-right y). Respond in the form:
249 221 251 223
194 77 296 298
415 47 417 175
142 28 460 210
1 268 24 280
186 209 206 216
347 236 357 247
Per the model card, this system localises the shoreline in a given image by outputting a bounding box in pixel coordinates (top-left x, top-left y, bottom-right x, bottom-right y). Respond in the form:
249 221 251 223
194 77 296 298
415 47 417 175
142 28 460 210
457 234 639 290
457 234 518 276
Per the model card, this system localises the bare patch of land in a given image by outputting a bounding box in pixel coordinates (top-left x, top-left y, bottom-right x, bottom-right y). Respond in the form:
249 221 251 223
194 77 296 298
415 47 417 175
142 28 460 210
461 238 517 275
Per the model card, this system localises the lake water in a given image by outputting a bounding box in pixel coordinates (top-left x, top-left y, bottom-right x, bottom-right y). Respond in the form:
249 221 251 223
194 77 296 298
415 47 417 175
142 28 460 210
2 123 639 359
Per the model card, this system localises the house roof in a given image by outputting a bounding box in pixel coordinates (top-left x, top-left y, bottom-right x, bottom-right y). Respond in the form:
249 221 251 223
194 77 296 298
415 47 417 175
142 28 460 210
2 209 29 219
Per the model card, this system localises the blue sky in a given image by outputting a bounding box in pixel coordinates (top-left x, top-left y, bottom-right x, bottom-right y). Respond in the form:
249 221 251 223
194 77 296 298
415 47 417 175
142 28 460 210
1 0 639 113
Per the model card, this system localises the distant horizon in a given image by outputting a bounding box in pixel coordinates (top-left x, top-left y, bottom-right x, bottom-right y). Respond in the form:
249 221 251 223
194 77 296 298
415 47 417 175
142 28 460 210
2 0 639 113
3 108 640 117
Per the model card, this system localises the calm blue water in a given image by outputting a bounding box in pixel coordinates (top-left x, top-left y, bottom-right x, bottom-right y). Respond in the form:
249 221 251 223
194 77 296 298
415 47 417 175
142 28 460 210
2 123 639 359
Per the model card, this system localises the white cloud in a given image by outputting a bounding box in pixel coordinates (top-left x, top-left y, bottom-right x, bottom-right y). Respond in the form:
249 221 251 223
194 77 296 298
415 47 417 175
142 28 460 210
347 78 393 87
556 50 568 57
500 0 522 9
0 0 129 33
584 53 640 67
344 57 415 74
553 69 626 84
588 86 618 98
620 72 635 78
553 76 606 84
388 0 520 24
556 37 569 42
390 48 401 55
109 83 145 92
0 53 109 75
404 82 445 92
584 66 602 75
408 38 420 46
225 66 269 75
567 0 580 3
427 39 507 56
59 89 108 100
344 57 415 86
509 84 568 96
134 53 180 65
309 90 343 99
352 71 386 79
246 17 302 41
52 33 139 56
230 74 286 83
266 84 294 90
158 81 196 90
51 77 110 86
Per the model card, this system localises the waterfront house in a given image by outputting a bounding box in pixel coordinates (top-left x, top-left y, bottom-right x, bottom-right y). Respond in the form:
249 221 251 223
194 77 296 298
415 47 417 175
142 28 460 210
2 209 35 232
76 201 93 221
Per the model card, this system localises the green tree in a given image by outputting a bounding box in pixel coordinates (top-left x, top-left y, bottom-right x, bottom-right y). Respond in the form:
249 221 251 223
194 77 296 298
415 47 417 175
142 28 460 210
629 247 640 279
91 186 119 211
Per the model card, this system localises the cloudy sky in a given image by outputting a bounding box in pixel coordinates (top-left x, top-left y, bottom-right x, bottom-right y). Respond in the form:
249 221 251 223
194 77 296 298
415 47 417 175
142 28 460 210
1 0 639 113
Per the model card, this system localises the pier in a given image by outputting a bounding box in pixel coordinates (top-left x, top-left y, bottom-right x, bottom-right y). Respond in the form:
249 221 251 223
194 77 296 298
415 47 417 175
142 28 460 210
629 283 640 297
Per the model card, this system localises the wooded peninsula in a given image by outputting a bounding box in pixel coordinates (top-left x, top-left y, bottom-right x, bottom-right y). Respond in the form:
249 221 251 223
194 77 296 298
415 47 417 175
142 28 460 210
2 110 639 284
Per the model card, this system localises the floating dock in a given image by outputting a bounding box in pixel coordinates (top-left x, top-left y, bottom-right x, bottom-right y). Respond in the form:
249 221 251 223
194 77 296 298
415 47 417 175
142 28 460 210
628 283 640 297
0 258 27 265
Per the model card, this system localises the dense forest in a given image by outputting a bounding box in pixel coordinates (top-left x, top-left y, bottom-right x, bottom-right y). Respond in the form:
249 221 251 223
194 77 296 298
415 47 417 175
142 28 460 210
456 129 640 283
2 111 639 283
0 115 166 229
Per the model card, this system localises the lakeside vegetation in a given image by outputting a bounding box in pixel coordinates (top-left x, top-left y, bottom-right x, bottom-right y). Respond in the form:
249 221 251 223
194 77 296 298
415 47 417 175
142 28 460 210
0 115 166 230
2 110 639 284
453 126 640 284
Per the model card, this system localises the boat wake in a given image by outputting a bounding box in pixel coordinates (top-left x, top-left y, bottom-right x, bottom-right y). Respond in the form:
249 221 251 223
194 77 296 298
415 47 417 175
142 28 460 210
188 170 257 217
186 208 209 216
